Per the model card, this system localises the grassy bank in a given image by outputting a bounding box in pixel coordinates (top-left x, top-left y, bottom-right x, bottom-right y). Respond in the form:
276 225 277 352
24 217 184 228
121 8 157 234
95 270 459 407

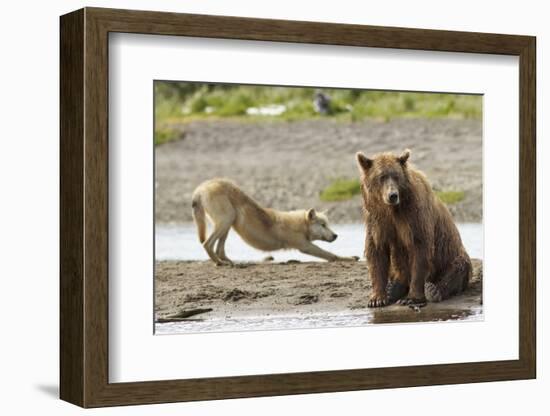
155 83 482 145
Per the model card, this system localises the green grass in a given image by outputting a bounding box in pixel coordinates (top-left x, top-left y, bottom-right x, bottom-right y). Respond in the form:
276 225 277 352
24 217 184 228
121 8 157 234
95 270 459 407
154 126 180 145
435 190 465 205
154 83 483 142
319 179 465 206
320 179 361 202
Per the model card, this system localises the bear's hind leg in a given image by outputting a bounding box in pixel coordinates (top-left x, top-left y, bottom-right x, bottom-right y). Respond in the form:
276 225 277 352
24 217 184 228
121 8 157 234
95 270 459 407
425 254 472 302
397 250 429 307
387 279 408 304
387 248 410 304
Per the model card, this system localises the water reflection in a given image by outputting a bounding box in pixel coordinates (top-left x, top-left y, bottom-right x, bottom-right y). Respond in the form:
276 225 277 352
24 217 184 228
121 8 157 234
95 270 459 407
155 305 483 335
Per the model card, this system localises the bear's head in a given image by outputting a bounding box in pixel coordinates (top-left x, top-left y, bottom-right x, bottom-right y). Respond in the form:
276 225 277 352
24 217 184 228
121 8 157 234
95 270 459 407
355 149 411 206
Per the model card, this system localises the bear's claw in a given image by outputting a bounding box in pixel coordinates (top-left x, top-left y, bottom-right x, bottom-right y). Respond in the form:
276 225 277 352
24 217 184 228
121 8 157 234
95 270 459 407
367 295 388 308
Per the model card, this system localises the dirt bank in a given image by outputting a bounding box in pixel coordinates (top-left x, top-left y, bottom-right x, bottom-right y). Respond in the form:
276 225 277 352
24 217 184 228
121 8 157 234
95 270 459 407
155 119 482 224
155 259 482 327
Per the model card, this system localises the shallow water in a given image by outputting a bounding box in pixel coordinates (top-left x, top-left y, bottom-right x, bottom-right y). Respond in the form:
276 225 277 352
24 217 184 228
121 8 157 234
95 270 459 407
155 223 483 262
155 306 483 334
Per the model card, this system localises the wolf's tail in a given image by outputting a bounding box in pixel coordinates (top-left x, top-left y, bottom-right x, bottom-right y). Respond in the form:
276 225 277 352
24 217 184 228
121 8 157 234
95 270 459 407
191 195 207 243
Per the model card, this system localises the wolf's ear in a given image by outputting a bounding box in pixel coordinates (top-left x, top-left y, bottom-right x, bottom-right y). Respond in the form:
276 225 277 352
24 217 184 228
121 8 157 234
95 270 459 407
356 152 373 171
307 208 317 221
398 149 411 165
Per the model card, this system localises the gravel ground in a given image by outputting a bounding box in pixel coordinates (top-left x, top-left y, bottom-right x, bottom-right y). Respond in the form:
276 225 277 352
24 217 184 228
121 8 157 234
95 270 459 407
155 118 482 224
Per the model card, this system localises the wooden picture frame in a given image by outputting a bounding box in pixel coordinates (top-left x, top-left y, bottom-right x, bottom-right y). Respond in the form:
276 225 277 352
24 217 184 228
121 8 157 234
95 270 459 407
60 7 536 408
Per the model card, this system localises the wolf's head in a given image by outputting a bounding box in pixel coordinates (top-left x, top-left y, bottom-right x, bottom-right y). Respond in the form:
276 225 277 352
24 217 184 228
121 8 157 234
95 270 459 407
306 209 337 242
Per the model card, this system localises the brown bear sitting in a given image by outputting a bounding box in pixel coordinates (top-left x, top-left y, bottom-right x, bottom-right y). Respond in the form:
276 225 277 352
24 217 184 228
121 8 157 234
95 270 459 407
355 149 472 307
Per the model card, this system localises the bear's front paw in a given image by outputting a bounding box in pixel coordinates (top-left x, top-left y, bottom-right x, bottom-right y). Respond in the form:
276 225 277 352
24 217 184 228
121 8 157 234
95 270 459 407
397 297 427 307
367 294 388 308
425 282 443 302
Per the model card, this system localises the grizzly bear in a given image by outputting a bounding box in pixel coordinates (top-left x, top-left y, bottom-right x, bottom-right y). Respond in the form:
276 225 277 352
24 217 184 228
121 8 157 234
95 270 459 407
355 149 472 307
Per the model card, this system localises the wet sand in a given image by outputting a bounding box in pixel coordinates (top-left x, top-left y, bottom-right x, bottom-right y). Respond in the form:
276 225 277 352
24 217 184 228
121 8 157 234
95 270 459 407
155 259 482 328
155 119 482 224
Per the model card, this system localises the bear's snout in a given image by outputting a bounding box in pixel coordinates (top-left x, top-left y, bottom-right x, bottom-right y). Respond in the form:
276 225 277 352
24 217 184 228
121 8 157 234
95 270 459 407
388 191 399 205
330 233 338 242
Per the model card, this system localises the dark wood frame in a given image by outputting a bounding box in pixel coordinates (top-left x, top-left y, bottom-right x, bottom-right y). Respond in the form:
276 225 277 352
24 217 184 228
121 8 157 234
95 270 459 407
60 7 536 408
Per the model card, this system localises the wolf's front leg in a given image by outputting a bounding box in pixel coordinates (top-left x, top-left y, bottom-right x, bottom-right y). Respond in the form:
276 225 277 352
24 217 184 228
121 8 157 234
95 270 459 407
299 242 357 262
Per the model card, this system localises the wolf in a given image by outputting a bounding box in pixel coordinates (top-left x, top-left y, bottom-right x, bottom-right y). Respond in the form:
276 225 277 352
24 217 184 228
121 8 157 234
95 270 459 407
191 178 358 265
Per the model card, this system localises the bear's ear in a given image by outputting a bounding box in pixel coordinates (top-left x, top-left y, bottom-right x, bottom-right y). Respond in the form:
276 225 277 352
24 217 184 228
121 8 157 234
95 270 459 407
356 152 373 171
307 208 317 221
398 149 411 165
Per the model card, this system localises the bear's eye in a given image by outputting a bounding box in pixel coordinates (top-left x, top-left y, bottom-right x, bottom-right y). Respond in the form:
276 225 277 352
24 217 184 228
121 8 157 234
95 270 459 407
378 174 388 182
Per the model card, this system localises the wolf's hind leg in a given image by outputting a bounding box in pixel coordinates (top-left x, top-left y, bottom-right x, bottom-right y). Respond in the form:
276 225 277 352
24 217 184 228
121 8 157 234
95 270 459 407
204 219 234 266
215 228 232 263
425 254 472 302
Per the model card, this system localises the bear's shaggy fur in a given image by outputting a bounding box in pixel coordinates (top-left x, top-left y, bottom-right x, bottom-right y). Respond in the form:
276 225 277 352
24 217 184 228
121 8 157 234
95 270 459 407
356 149 472 307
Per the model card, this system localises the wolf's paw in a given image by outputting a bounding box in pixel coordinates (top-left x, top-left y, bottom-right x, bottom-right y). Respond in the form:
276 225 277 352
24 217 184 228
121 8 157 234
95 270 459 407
397 296 427 307
386 280 408 304
332 256 356 262
367 294 388 308
215 260 233 267
425 282 443 302
337 256 359 262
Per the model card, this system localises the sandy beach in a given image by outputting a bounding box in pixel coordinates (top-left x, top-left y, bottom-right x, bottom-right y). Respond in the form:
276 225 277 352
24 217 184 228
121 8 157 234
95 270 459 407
155 259 482 329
